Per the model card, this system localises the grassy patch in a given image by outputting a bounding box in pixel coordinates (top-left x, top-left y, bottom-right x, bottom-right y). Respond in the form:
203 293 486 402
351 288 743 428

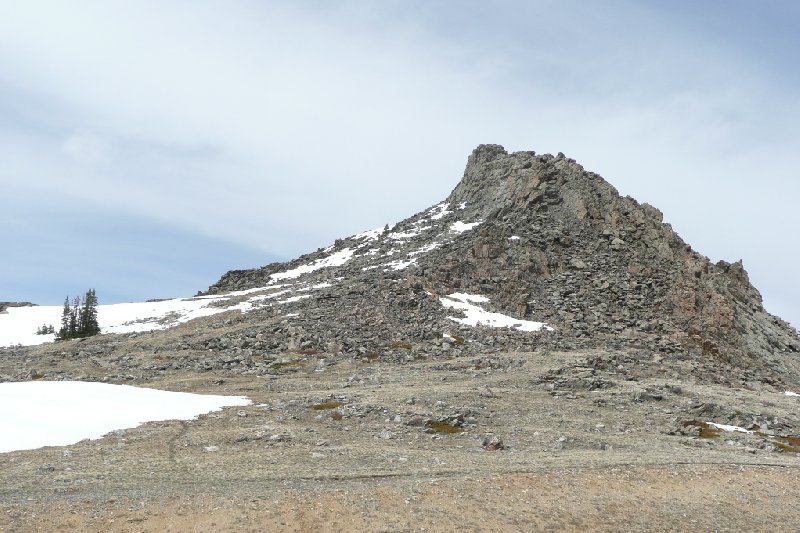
682 420 721 439
310 401 342 410
774 435 800 453
425 421 464 434
391 341 413 350
271 360 305 369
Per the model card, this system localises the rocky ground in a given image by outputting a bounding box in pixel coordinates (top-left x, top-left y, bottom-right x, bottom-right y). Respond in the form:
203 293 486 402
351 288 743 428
1 320 799 531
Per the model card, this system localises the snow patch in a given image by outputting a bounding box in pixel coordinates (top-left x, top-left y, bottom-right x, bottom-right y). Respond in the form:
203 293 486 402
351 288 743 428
389 228 428 240
226 284 290 297
278 295 312 304
408 242 442 257
706 422 752 434
385 259 416 271
100 299 231 335
352 227 385 242
509 235 521 241
439 293 551 332
248 289 293 302
450 221 481 233
785 391 799 397
428 202 452 220
0 381 250 453
447 293 489 304
269 248 354 283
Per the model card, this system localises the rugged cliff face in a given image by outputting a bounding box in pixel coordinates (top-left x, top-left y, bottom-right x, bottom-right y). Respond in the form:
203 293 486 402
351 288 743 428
205 145 799 384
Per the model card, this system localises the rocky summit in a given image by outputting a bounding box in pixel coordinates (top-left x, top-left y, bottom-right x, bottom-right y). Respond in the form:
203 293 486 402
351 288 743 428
205 144 800 387
2 145 800 531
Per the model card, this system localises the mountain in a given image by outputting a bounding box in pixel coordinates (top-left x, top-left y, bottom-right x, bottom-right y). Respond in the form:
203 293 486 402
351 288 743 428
201 144 799 386
2 144 797 386
2 145 800 530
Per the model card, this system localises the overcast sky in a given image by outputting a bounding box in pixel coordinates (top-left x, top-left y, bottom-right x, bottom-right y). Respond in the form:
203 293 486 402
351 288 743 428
1 1 798 328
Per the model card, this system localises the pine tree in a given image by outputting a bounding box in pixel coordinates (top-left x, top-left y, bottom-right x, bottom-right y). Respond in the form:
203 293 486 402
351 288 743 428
57 297 72 340
69 296 80 338
55 290 101 340
81 289 100 336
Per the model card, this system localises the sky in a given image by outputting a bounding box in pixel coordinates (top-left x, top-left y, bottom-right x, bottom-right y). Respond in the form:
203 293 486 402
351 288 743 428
1 1 798 328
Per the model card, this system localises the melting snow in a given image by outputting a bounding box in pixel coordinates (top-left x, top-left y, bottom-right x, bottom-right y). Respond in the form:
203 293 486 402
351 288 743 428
706 422 752 434
352 227 386 242
428 202 452 220
408 242 442 257
439 293 551 332
450 221 481 233
389 228 427 240
385 259 416 271
448 293 489 304
278 295 312 304
99 299 227 335
0 381 250 453
268 248 354 283
225 284 290 297
249 289 293 302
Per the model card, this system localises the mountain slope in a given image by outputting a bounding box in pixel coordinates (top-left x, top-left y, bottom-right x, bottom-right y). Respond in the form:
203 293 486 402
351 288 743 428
204 145 799 384
2 145 797 387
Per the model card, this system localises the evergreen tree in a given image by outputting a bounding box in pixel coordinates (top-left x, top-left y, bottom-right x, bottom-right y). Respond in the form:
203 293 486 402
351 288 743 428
69 296 80 337
55 290 101 340
80 289 100 336
57 297 72 340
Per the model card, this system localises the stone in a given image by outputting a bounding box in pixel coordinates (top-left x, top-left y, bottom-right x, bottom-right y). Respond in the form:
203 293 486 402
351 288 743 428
482 435 505 451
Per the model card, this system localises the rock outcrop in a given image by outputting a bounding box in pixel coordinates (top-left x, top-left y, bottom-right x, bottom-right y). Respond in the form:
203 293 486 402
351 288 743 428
0 302 36 313
204 145 799 384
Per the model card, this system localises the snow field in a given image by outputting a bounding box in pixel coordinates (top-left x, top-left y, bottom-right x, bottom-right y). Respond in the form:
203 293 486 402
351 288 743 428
0 381 250 453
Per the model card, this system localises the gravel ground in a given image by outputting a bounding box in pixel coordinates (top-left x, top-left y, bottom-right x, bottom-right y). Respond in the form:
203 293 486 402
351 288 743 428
1 345 799 531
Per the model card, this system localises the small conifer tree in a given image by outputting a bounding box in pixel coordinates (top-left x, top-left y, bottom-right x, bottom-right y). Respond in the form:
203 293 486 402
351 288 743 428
56 289 101 340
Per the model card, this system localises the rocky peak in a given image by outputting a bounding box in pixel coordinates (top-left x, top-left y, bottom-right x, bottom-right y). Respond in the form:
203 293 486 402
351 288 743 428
201 145 799 385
